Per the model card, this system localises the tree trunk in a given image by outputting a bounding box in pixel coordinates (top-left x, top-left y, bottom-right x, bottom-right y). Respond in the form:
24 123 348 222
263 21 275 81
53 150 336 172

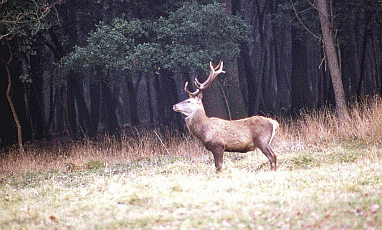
349 9 361 98
225 60 248 120
154 72 164 125
380 30 382 97
88 68 101 138
239 42 257 116
101 78 121 137
146 72 154 124
201 77 228 120
217 0 248 119
72 77 90 138
154 69 182 128
356 16 371 98
125 75 140 126
55 87 66 134
29 50 45 139
291 32 311 114
316 0 350 121
66 72 77 139
4 41 25 154
47 83 56 136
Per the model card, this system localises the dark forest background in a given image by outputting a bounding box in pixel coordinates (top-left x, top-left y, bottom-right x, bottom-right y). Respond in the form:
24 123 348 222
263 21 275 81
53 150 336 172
1 0 381 151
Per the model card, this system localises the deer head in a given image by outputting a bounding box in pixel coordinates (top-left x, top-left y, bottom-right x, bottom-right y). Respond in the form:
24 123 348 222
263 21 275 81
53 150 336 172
173 61 225 117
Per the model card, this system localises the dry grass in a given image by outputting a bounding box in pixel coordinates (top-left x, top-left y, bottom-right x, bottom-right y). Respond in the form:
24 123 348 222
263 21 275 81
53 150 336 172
280 97 382 148
1 97 382 229
0 129 208 176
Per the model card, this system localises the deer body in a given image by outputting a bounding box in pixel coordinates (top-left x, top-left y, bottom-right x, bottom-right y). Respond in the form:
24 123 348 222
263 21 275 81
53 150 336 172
173 61 278 172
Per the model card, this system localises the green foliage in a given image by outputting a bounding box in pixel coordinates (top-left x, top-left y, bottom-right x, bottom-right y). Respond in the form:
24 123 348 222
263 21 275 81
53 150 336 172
0 0 58 40
1 0 60 82
55 1 252 83
154 2 252 72
54 19 141 82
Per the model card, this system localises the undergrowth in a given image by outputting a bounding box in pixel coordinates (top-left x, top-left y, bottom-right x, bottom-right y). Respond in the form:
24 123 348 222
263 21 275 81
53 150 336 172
281 96 382 149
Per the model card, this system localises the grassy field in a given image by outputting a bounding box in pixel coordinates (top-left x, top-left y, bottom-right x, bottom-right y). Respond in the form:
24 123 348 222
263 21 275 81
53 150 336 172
1 98 382 229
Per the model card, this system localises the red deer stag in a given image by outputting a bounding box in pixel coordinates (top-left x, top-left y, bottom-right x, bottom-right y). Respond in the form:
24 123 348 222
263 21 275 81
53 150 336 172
173 61 279 172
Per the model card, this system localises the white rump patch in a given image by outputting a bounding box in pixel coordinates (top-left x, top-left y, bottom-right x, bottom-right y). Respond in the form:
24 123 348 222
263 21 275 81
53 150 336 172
268 119 279 145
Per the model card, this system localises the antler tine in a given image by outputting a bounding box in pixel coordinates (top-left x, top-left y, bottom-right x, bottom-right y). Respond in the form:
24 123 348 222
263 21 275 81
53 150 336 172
214 60 223 71
216 60 224 73
184 81 200 97
195 61 225 90
194 61 215 88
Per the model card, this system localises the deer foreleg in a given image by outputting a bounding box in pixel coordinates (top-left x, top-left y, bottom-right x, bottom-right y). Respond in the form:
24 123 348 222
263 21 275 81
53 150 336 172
206 143 224 172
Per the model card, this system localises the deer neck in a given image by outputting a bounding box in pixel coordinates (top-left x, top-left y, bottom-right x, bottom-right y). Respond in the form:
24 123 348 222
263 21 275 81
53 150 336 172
185 107 209 138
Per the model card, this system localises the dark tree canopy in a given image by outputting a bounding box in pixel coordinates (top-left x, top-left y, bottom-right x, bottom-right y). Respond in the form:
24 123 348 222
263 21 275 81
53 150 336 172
55 2 252 81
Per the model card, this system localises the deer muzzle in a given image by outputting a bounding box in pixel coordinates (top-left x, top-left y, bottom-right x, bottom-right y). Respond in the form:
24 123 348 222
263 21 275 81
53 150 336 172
173 104 179 112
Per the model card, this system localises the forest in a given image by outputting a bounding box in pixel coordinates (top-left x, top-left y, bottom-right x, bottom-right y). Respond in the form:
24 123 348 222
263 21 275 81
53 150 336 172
1 1 382 228
1 0 382 151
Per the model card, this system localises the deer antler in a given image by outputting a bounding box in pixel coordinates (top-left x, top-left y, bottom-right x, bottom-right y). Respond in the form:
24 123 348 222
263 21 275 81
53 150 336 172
185 61 225 97
184 81 197 96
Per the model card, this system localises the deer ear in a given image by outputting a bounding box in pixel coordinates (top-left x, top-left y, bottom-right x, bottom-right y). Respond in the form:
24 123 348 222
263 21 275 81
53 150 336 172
197 92 203 100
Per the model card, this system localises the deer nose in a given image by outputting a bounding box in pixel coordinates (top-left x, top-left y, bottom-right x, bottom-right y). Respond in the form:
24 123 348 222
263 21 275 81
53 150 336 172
173 105 178 111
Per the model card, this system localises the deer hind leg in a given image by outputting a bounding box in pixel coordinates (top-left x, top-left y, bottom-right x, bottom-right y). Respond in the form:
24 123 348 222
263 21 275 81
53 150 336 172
268 146 277 170
258 144 277 171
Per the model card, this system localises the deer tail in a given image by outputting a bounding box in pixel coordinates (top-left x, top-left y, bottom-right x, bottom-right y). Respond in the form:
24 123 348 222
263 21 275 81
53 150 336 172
269 119 279 145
